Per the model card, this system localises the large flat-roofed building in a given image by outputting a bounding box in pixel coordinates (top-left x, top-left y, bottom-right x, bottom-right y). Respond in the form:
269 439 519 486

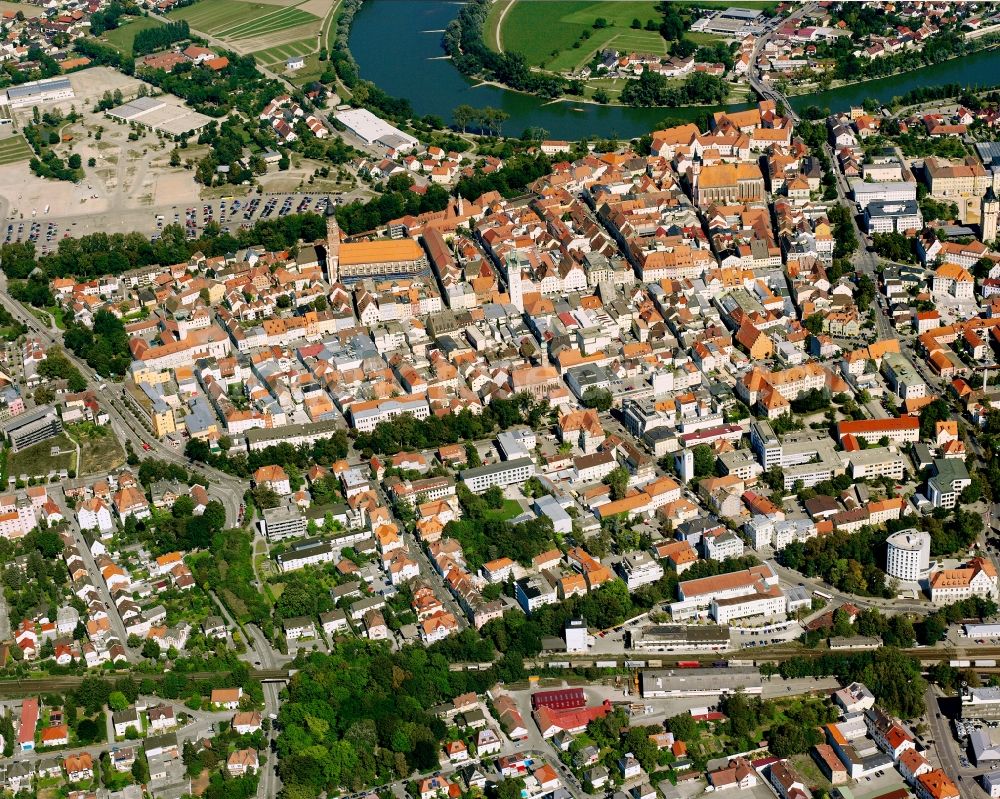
864 199 923 234
851 180 917 210
640 667 762 698
3 77 73 108
335 238 429 283
628 624 731 652
258 503 307 542
846 447 906 480
964 686 1000 720
3 405 61 452
334 108 418 152
461 457 535 494
689 6 765 37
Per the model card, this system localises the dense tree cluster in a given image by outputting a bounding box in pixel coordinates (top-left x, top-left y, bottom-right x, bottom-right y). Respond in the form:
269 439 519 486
446 486 555 570
777 646 926 718
185 432 349 480
353 394 546 456
870 232 916 263
454 152 553 200
778 528 893 598
138 53 283 118
620 71 729 107
29 149 84 182
132 20 190 56
278 641 499 795
64 309 131 377
827 203 859 259
1 528 67 622
36 348 88 392
89 1 134 36
188 528 270 634
334 183 450 236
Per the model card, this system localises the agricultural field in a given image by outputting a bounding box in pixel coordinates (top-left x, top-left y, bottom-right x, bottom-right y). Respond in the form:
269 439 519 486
253 38 323 82
101 16 165 55
490 0 778 72
167 0 329 81
0 135 33 166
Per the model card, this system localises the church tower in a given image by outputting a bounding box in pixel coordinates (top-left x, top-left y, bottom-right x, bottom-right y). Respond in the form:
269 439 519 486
505 253 523 312
983 187 999 245
324 210 341 284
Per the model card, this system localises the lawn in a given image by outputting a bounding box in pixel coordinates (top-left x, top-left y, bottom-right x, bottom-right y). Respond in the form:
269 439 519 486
0 135 33 166
101 16 165 55
493 0 778 71
69 422 126 476
9 433 76 479
485 499 523 522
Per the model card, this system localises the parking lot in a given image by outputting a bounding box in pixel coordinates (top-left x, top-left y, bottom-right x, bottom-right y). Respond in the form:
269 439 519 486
4 193 337 252
162 193 334 242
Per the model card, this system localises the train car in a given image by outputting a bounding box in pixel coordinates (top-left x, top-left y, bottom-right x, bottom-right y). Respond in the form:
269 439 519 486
624 660 646 668
677 661 701 668
974 660 997 668
950 659 972 667
596 660 618 669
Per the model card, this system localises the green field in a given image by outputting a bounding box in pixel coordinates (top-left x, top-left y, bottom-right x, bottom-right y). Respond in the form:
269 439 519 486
255 39 324 82
0 135 33 166
491 0 778 71
101 16 165 55
9 433 76 479
167 0 266 32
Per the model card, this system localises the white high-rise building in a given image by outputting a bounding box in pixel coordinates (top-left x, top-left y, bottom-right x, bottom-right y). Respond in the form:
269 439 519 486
885 530 931 582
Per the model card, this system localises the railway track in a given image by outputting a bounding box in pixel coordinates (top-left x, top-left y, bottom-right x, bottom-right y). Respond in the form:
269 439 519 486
0 669 291 697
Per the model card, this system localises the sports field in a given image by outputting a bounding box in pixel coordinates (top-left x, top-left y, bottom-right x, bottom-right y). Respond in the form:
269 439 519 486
0 136 32 166
101 16 165 55
490 0 778 72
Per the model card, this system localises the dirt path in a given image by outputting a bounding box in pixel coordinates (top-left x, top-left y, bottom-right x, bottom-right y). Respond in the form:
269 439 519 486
492 0 515 53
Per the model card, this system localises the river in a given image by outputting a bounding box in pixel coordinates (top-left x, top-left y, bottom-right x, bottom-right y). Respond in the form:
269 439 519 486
787 45 1000 115
349 0 744 139
349 0 1000 139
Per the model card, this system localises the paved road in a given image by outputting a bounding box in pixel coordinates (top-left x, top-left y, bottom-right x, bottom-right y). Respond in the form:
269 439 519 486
924 685 999 799
63 508 139 663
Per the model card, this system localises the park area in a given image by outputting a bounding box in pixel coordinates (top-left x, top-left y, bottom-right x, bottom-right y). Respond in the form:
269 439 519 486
0 135 32 166
101 16 165 55
488 0 777 72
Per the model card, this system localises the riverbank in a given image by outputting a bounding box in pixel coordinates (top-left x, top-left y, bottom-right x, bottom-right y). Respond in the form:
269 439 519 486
783 41 1000 99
